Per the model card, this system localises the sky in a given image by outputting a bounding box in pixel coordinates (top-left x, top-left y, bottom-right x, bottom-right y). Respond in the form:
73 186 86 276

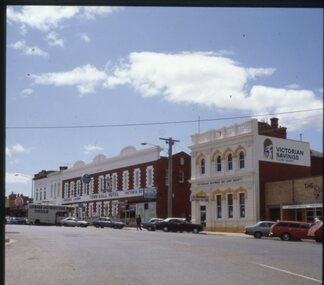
5 6 323 197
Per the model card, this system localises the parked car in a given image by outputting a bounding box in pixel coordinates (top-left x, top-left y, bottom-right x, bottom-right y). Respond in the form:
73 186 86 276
60 217 89 227
142 218 164 231
269 220 310 241
92 217 125 229
155 218 203 233
307 220 323 242
245 221 276 238
6 217 28 225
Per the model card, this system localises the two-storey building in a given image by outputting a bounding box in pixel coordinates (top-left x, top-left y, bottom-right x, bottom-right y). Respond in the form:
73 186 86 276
189 118 317 232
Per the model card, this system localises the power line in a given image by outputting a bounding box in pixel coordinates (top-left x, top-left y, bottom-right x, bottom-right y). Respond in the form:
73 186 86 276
6 108 323 130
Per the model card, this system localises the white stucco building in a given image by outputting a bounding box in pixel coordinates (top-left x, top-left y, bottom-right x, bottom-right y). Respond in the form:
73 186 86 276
189 118 311 232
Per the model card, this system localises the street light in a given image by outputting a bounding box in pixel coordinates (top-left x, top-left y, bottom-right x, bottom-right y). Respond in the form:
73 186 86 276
14 173 33 199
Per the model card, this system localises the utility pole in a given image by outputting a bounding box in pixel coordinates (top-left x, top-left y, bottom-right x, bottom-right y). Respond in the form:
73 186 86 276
159 137 180 217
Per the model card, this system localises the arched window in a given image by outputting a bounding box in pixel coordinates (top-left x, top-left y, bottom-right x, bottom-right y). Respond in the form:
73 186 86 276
200 158 205 175
227 154 233 171
239 151 245 169
216 156 222 172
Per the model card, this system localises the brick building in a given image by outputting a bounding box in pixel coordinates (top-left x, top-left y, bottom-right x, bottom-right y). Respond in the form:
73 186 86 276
189 118 322 232
33 146 191 224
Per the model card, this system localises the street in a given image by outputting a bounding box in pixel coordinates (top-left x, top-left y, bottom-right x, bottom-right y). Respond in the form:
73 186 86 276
5 224 322 285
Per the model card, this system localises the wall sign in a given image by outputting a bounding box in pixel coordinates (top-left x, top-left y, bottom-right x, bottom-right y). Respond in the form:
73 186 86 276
258 135 310 166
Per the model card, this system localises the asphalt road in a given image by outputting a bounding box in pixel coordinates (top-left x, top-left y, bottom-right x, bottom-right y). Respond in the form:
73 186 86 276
5 225 322 285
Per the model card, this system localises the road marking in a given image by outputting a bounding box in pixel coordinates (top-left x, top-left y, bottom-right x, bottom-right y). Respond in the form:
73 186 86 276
258 263 322 283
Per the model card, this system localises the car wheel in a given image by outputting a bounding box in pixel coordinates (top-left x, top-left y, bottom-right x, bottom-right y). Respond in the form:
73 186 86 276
254 232 262 239
163 226 169 232
192 228 199 234
147 226 152 231
281 233 291 241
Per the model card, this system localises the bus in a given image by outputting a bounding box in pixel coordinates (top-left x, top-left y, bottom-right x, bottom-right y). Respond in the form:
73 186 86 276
27 204 75 225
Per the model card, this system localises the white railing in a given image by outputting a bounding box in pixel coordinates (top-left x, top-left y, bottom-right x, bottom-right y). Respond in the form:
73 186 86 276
191 120 253 145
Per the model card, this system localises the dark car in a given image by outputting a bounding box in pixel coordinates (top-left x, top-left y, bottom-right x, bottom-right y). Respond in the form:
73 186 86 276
245 221 276 238
307 220 323 242
142 218 164 231
155 218 203 233
269 220 310 241
92 217 125 229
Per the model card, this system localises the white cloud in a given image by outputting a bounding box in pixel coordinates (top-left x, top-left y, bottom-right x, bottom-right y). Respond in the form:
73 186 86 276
80 33 91 43
285 83 301 89
9 40 48 57
105 51 322 130
46 32 64 47
28 51 322 131
30 64 107 95
82 144 104 154
20 88 33 97
6 144 29 157
6 172 32 184
7 6 122 32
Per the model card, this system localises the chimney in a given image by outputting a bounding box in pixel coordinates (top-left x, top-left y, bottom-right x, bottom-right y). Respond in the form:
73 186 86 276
270 117 279 128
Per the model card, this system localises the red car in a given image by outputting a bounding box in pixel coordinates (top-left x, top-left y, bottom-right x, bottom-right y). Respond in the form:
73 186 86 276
269 221 311 241
307 220 323 242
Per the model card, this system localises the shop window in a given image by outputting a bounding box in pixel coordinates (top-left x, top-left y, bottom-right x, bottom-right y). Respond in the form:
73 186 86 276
216 195 222 218
227 193 233 218
239 151 245 169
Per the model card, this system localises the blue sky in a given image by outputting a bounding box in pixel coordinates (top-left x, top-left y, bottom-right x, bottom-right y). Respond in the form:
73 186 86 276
6 6 323 196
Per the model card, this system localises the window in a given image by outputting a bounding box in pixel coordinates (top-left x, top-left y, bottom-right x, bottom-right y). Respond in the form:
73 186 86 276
105 174 111 191
96 202 102 217
200 158 205 175
70 181 75 196
40 191 42 200
112 173 118 192
239 151 245 169
122 171 129 191
227 154 233 171
64 183 69 198
99 176 105 192
76 180 81 196
179 170 184 183
89 178 94 194
180 157 184 165
50 184 53 198
216 195 222 218
239 193 245 218
227 193 233 218
216 156 222 172
133 169 140 189
146 166 154 187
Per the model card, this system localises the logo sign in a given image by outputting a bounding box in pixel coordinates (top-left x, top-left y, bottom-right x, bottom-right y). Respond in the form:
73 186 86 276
258 135 310 166
82 174 91 184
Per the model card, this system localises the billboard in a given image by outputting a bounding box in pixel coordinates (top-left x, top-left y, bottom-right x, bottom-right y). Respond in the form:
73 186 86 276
258 135 310 166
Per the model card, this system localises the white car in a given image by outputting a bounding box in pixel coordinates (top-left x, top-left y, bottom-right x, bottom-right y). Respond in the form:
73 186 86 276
60 217 89 227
